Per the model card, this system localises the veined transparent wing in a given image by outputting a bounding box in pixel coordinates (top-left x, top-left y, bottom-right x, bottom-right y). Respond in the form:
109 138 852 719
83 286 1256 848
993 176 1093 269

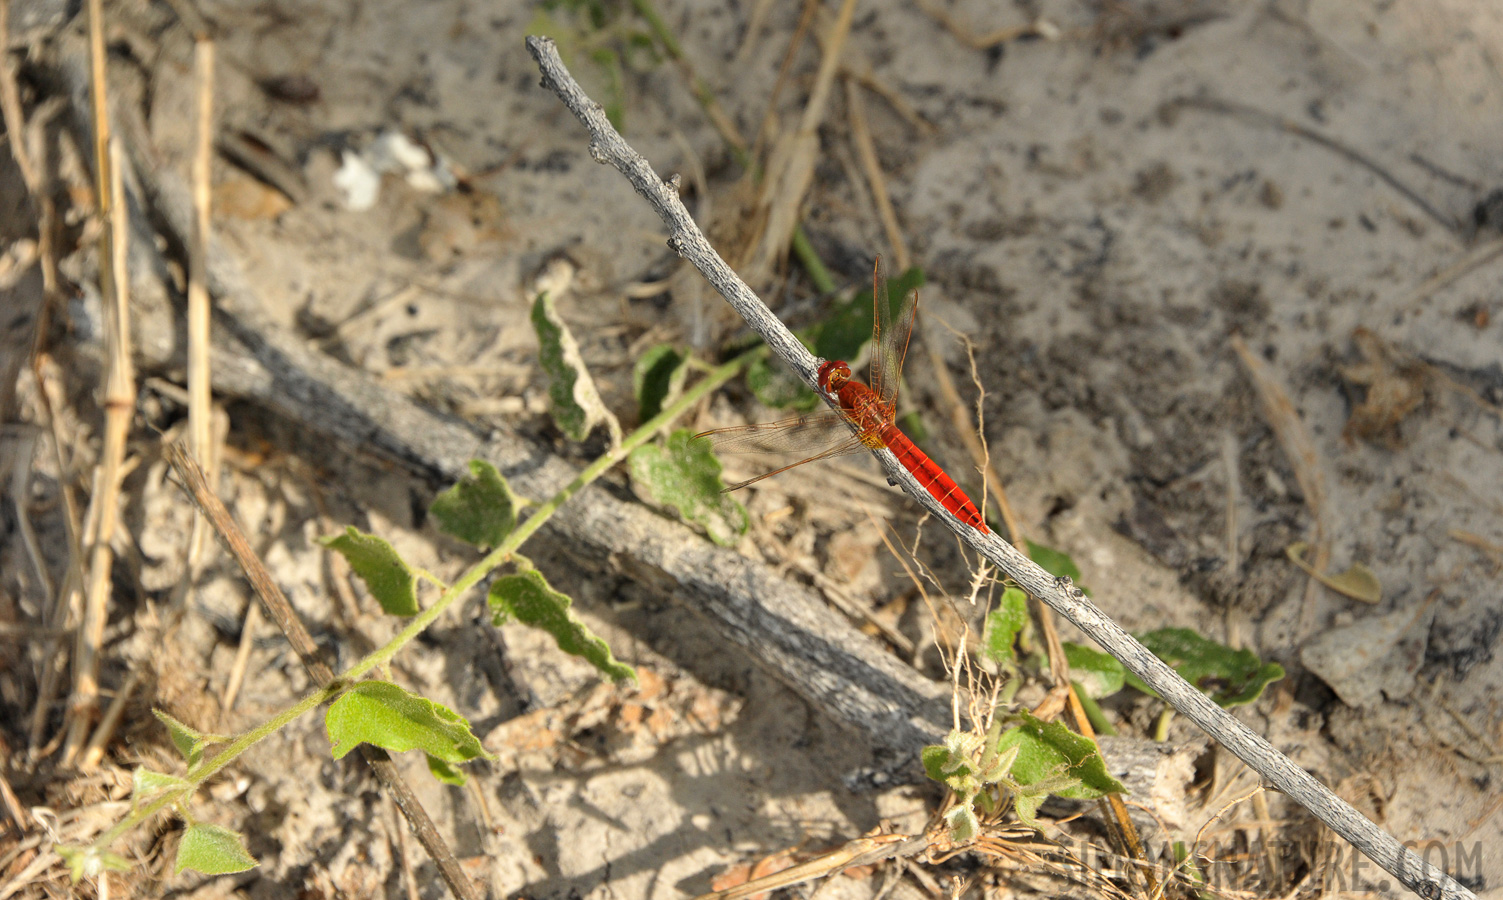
695 411 869 492
868 256 918 409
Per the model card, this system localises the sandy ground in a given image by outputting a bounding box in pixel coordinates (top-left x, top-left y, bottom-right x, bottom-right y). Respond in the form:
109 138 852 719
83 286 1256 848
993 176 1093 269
2 0 1502 898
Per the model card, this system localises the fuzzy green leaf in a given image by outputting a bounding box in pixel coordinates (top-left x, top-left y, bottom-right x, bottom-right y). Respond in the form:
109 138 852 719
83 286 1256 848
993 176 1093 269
944 804 979 842
430 460 519 549
325 681 494 763
488 570 636 683
131 766 189 802
319 526 419 616
1124 627 1285 707
174 823 257 875
996 712 1125 803
630 429 748 546
427 754 468 786
633 344 690 421
153 709 205 761
151 710 227 768
533 291 620 443
1063 642 1127 699
981 587 1030 665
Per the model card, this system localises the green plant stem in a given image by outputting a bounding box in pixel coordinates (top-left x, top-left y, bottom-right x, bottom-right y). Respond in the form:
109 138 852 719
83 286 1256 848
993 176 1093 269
791 227 836 294
1072 683 1117 737
1153 706 1175 742
92 347 760 857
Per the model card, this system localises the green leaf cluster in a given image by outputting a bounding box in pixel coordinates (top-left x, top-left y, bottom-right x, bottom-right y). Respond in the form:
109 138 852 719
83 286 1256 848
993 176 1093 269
922 712 1125 838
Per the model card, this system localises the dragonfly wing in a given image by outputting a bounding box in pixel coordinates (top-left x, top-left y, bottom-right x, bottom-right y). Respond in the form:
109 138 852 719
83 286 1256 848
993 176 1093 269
696 410 853 455
718 433 869 492
869 256 918 408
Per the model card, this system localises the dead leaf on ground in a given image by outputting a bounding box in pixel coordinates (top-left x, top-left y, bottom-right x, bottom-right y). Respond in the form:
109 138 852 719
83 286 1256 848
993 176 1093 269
1286 541 1382 604
1340 327 1428 448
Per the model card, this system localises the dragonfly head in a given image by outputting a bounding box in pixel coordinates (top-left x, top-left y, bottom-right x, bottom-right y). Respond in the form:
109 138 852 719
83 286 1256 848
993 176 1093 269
817 359 852 392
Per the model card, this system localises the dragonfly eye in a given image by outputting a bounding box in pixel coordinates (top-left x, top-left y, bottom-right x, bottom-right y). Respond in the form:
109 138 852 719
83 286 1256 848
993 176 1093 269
817 359 851 391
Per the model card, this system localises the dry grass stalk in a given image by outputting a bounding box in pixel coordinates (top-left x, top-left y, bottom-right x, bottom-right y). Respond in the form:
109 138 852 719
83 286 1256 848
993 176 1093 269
63 131 136 766
742 0 857 286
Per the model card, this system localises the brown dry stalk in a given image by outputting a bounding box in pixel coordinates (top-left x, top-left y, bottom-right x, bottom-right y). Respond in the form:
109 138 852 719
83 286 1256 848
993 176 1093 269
743 0 857 286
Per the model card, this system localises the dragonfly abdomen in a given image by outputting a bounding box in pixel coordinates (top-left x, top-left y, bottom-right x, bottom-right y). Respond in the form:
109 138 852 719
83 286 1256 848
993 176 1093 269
878 425 990 534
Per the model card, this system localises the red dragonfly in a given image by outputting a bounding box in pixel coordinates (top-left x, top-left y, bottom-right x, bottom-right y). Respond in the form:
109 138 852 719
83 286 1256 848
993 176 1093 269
697 259 989 534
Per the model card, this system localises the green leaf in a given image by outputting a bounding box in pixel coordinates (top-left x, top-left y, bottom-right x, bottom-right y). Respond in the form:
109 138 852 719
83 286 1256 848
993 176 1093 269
1062 642 1127 699
633 344 690 421
427 754 468 786
1123 627 1285 707
921 743 960 783
746 353 818 410
174 823 257 875
944 804 980 842
996 711 1125 804
151 710 227 768
319 526 419 616
981 587 1030 665
1010 785 1049 830
153 709 204 761
629 429 748 546
533 291 620 443
57 845 133 882
430 460 519 549
1026 540 1086 593
131 766 189 802
488 570 636 683
326 681 495 763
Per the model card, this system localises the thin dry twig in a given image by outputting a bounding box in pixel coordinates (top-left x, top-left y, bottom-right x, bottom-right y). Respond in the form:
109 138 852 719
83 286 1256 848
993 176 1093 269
181 30 217 596
163 441 484 900
525 36 1475 900
65 133 136 765
914 0 1056 50
1399 236 1503 308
